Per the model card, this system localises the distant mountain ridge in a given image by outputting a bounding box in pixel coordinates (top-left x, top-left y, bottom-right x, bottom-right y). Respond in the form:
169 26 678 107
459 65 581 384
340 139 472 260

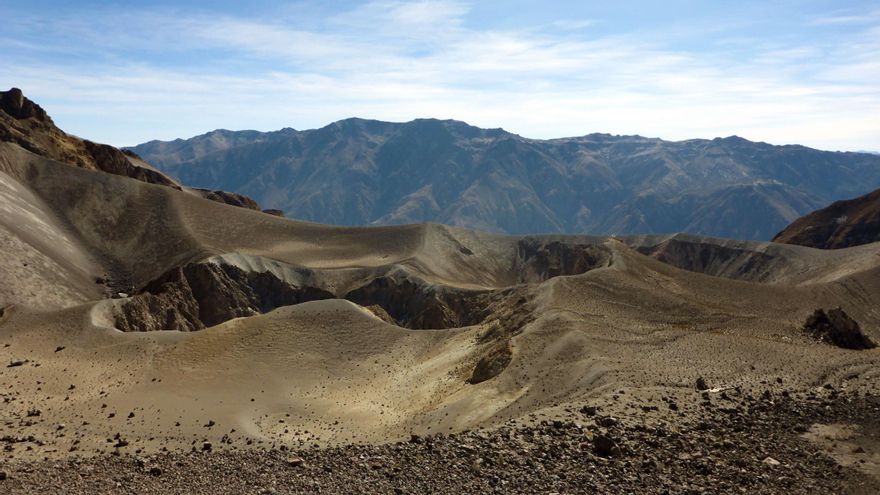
129 118 880 240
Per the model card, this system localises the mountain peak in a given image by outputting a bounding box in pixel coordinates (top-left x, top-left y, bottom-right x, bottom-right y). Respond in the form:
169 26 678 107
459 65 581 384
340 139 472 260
714 135 751 144
1 87 52 123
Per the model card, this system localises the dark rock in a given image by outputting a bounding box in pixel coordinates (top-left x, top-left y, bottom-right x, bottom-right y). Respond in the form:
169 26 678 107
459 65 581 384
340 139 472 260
515 239 611 283
580 405 598 416
803 308 876 350
594 434 622 457
0 87 47 121
193 189 260 211
598 416 618 427
262 209 285 217
696 377 709 390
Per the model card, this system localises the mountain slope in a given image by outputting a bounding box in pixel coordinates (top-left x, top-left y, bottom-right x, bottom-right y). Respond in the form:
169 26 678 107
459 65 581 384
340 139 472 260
4 91 880 477
773 186 880 249
1 87 178 188
130 120 880 240
0 87 285 215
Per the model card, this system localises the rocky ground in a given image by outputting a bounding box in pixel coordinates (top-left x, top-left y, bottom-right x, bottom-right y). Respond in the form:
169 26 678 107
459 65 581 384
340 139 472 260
2 387 878 494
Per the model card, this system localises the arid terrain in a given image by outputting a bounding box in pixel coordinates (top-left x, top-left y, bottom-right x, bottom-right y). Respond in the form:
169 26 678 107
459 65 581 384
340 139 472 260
3 89 880 493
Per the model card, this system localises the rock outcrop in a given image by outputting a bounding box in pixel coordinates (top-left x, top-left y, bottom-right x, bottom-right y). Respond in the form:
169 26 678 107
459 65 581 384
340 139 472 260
802 308 876 350
344 274 490 330
515 239 611 283
635 237 778 281
0 87 179 188
773 187 880 249
192 189 261 211
115 262 334 331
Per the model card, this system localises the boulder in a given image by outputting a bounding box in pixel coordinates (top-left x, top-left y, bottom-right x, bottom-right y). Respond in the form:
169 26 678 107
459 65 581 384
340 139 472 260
803 308 876 350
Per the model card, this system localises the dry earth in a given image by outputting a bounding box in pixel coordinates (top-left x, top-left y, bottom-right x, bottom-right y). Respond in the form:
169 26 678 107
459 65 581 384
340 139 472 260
2 140 880 493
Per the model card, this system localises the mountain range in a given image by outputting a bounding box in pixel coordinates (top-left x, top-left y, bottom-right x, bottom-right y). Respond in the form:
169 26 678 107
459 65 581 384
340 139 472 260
129 119 880 240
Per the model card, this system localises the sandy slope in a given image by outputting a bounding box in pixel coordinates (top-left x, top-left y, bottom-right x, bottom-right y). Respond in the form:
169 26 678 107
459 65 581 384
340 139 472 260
1 141 880 466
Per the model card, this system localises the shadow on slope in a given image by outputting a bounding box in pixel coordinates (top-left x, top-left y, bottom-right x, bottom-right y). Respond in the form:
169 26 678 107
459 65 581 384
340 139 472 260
114 238 614 335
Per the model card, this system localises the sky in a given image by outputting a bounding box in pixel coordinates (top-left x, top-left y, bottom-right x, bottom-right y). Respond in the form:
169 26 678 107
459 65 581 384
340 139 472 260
1 0 878 150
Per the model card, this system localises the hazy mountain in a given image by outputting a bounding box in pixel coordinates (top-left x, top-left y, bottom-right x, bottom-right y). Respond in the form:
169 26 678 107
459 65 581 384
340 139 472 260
130 118 880 240
774 186 880 249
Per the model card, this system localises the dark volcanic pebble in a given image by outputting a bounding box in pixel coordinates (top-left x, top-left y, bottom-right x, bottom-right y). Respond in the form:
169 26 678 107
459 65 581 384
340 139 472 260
1 392 879 494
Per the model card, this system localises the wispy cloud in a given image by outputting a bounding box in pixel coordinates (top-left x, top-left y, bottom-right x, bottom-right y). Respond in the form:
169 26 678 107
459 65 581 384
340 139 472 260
809 7 880 25
1 1 878 151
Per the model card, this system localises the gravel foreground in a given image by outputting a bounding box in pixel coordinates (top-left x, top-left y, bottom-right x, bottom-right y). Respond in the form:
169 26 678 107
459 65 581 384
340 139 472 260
2 388 879 494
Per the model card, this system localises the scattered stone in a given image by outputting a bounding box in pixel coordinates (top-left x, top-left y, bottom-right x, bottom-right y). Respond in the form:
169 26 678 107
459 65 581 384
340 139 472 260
1 389 879 494
696 376 709 391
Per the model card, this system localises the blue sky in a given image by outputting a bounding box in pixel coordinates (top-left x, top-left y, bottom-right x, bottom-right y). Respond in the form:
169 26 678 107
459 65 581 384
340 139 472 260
1 1 878 150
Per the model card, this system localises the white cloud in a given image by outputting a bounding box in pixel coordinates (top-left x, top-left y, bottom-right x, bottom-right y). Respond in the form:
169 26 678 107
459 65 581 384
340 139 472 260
1 1 878 151
809 8 880 25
